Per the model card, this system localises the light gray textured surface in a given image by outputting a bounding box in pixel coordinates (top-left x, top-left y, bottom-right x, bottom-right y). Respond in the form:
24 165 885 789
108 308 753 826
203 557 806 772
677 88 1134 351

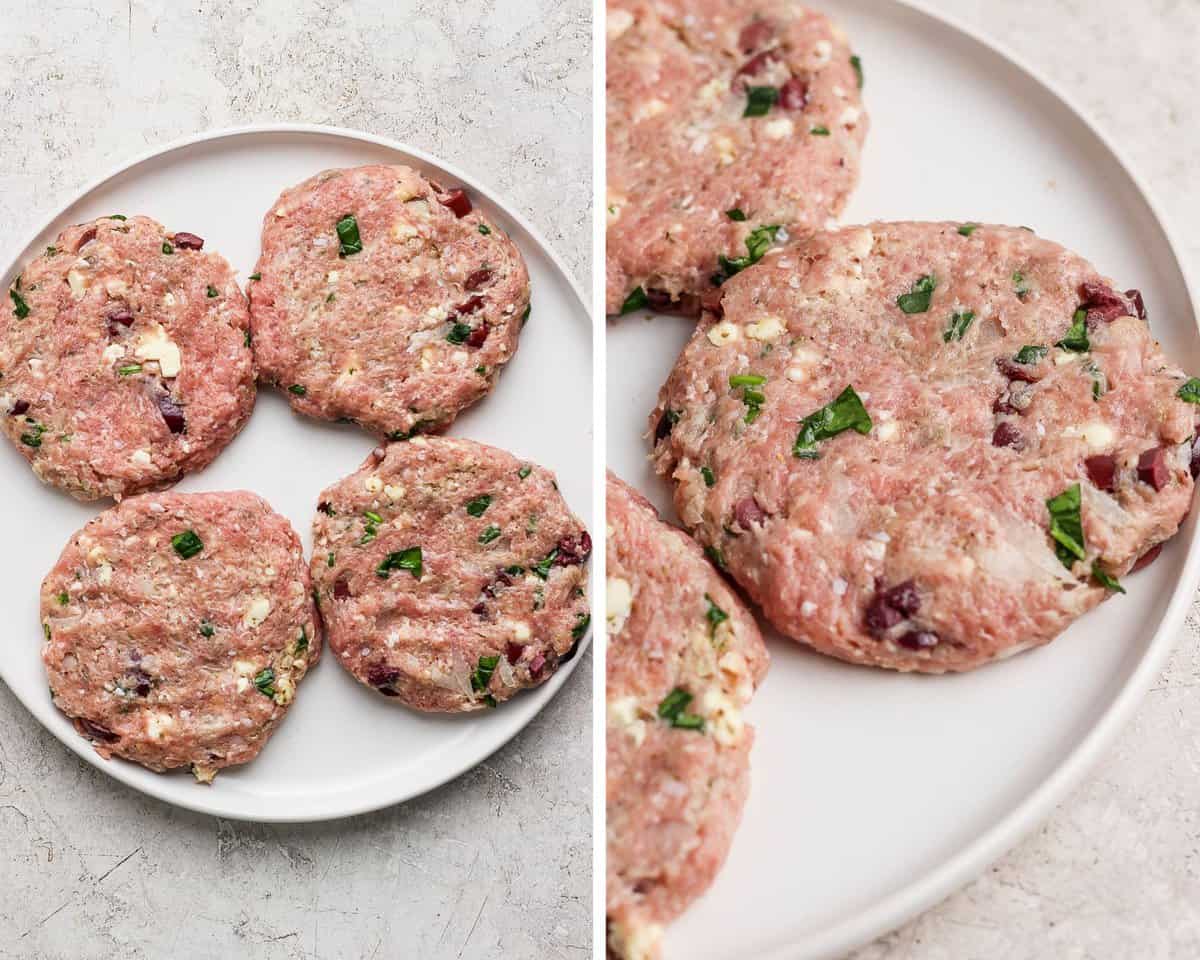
0 2 592 959
853 1 1200 958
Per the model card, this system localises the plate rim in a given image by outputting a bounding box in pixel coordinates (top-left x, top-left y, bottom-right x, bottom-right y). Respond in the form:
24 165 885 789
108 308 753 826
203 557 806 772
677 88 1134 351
745 1 1200 956
0 122 593 824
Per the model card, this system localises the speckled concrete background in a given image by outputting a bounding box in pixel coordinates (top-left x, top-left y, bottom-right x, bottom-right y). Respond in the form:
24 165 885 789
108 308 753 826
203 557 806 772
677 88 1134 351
0 2 591 959
851 1 1200 958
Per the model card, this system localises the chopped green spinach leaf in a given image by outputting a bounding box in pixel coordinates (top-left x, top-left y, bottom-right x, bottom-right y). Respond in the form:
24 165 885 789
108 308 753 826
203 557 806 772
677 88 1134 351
336 214 363 257
792 385 872 458
1046 484 1085 568
896 275 936 314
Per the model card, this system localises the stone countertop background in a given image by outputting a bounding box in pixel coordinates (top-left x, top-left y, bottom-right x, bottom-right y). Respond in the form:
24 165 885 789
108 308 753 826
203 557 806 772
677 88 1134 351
0 2 591 959
852 1 1200 958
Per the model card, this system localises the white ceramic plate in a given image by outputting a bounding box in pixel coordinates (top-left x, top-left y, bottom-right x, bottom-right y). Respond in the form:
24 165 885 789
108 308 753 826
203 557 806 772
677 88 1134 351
607 1 1200 957
0 125 593 823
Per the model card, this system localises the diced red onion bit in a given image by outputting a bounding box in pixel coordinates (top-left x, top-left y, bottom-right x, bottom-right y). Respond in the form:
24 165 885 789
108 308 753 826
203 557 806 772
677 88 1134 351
172 232 205 250
992 421 1025 451
439 189 472 218
366 664 401 696
779 76 810 110
8 399 29 416
864 579 926 640
1085 454 1118 492
555 531 592 566
1137 446 1169 491
528 652 548 677
738 19 774 53
464 268 493 292
1191 436 1200 480
734 496 767 529
1131 542 1163 573
157 394 186 434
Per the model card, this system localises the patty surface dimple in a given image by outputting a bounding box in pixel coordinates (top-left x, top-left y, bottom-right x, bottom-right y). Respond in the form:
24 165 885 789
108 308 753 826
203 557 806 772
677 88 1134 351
606 0 867 315
41 490 320 783
250 165 530 439
651 222 1197 672
311 436 591 712
2 216 255 501
606 472 768 960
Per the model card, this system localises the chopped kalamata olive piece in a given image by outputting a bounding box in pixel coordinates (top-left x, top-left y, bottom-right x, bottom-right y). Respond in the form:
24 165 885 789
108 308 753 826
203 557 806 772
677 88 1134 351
1078 281 1134 325
992 421 1025 450
439 189 472 218
106 306 135 338
333 577 351 600
738 19 773 53
464 268 493 292
157 393 186 434
864 593 902 634
505 642 525 664
75 718 118 742
883 580 920 617
8 399 29 416
555 531 592 566
646 288 700 315
466 322 490 348
779 76 810 110
1131 542 1163 573
897 630 940 650
172 232 205 250
992 392 1017 416
734 496 767 529
1137 446 1169 490
455 294 485 316
865 579 921 636
1125 288 1147 322
700 286 724 316
996 356 1039 383
1191 436 1200 479
654 410 679 443
1085 454 1118 492
731 49 780 90
366 664 401 695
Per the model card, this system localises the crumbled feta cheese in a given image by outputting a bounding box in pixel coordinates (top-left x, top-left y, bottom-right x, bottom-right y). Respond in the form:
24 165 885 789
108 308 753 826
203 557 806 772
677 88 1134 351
607 576 633 634
145 712 174 740
607 7 633 39
1063 421 1115 448
27 358 45 378
326 271 340 284
701 688 744 746
877 420 898 441
134 323 182 377
364 476 383 494
162 292 176 307
391 219 419 241
101 344 125 365
607 921 662 960
801 600 817 617
839 105 862 127
384 484 405 501
746 316 785 341
714 135 736 166
130 449 152 466
512 621 531 641
813 39 833 64
707 321 740 346
634 98 668 122
243 596 271 628
832 577 848 596
697 77 726 105
104 277 128 297
67 269 88 299
96 563 113 586
764 117 794 140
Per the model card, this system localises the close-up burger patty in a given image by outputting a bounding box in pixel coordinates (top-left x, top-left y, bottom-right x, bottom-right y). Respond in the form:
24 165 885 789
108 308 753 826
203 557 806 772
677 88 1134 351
606 472 769 960
651 221 1197 672
606 0 867 315
311 436 591 712
41 490 320 783
249 164 531 440
1 216 255 500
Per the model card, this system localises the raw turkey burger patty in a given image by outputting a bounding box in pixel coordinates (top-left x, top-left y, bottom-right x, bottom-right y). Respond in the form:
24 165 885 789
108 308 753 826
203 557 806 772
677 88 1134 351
606 0 867 314
2 216 254 500
651 221 1197 672
250 165 530 439
41 491 320 783
311 436 591 712
606 472 768 960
